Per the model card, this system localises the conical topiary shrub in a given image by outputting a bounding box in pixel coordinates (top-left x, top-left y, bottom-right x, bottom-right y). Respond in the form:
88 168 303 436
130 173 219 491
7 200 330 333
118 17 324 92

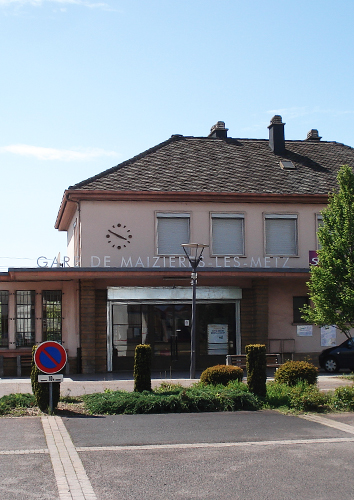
245 344 267 397
134 344 152 392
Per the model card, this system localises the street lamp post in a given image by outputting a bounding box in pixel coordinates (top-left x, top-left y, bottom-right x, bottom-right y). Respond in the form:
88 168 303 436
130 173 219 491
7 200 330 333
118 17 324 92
181 243 209 379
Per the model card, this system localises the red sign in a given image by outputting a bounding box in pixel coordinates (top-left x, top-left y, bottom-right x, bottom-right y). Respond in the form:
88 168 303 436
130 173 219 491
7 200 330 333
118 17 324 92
34 341 67 375
309 250 319 266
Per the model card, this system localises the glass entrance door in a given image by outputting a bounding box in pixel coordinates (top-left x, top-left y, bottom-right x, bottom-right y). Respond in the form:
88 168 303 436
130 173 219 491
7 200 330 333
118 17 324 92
109 300 238 372
152 304 191 369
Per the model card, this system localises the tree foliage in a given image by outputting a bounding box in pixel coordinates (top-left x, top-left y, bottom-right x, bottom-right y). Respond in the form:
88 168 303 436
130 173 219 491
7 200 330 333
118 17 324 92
302 165 354 337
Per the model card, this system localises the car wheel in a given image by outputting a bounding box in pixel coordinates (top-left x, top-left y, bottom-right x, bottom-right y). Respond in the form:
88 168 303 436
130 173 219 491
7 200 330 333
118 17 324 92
324 357 339 373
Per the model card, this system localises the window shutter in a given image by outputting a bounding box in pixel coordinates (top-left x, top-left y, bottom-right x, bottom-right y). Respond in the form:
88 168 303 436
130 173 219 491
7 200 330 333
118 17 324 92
265 215 297 255
157 215 190 255
212 215 244 255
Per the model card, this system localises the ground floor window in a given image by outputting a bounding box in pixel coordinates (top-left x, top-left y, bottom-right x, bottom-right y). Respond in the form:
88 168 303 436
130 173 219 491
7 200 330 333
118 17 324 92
42 290 62 342
0 291 9 348
16 291 35 347
293 296 309 324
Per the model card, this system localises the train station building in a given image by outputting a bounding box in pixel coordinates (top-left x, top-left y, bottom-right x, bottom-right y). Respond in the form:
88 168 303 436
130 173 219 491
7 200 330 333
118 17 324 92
1 116 353 375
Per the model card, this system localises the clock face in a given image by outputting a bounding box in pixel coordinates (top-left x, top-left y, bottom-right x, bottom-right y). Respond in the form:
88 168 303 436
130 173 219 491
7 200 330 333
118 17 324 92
106 223 132 250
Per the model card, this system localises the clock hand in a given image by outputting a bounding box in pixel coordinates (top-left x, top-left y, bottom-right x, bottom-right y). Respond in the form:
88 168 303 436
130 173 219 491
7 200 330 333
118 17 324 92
108 229 127 241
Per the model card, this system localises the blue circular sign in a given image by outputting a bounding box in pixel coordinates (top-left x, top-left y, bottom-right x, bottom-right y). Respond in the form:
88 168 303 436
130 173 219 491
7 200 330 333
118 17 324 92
34 341 67 374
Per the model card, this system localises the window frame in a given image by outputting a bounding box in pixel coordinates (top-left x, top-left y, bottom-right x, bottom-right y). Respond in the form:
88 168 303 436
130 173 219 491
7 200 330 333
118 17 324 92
316 213 323 250
42 290 63 343
210 212 245 256
264 213 298 257
15 290 35 348
0 291 9 348
156 212 190 256
293 296 309 324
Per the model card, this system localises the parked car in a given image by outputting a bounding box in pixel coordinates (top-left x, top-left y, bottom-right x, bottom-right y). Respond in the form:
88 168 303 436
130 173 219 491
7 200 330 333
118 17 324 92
319 338 354 373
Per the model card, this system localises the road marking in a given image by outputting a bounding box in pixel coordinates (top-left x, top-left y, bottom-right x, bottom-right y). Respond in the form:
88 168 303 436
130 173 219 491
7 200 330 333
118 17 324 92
76 436 354 453
42 416 97 500
300 414 354 434
0 449 48 455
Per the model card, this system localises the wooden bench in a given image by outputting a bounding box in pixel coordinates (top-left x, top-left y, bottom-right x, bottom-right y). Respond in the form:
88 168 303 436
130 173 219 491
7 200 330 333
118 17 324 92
226 353 281 370
0 352 33 377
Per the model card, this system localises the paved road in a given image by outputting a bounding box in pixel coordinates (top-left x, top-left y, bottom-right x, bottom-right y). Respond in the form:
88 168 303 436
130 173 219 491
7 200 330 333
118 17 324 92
1 411 354 499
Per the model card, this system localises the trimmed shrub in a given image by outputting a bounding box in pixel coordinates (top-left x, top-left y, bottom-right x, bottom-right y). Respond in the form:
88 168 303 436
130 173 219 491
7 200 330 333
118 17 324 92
83 383 260 415
274 360 318 386
134 344 152 392
30 345 60 413
246 344 267 397
200 365 243 386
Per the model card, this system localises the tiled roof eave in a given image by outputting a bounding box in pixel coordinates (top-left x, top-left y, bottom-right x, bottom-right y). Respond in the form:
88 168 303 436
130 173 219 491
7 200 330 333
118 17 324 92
65 189 329 204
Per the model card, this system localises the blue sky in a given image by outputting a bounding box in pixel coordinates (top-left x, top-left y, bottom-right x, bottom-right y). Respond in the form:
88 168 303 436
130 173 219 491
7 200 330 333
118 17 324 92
1 0 354 270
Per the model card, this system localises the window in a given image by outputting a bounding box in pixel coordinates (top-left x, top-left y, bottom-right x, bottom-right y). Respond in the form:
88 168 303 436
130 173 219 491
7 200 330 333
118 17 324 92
211 213 244 255
16 291 35 347
316 214 323 249
265 214 298 256
293 296 309 324
157 213 190 255
42 291 62 342
0 291 9 348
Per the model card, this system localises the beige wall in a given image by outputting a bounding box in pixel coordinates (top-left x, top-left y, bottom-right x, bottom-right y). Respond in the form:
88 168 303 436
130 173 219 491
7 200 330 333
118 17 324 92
268 278 351 354
75 200 325 269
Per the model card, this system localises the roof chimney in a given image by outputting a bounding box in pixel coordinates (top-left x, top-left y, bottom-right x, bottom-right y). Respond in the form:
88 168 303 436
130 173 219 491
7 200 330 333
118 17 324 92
208 121 228 139
268 115 285 154
305 129 322 141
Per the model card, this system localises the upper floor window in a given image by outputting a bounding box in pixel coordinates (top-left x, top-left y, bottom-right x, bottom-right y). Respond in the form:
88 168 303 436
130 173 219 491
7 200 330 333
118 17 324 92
211 213 244 255
264 214 298 256
316 214 323 249
0 291 9 348
16 291 35 347
42 291 62 343
156 213 190 255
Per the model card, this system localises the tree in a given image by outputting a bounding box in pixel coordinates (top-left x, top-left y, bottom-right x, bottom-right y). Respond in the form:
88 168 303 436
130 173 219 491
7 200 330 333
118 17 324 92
302 165 354 338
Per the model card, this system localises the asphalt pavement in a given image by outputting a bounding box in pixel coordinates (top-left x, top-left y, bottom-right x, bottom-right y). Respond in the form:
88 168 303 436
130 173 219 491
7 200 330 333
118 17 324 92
1 410 354 499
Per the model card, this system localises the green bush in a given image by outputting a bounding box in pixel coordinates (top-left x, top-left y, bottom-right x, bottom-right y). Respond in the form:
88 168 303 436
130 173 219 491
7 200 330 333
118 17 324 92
245 344 267 397
133 344 152 392
274 360 318 386
30 345 60 413
83 381 260 415
265 381 331 412
200 365 243 386
289 383 331 412
0 393 36 415
332 386 354 411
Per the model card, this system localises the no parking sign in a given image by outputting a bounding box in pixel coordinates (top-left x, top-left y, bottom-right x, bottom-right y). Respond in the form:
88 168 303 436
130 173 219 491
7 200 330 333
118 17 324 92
34 341 67 374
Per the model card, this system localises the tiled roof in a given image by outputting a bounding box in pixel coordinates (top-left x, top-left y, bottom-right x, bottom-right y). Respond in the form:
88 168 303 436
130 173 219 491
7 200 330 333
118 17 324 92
69 135 354 195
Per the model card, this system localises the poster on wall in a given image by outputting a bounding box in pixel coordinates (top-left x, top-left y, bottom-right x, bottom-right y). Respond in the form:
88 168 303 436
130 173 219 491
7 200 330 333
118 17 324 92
321 325 337 346
297 325 313 336
208 324 228 355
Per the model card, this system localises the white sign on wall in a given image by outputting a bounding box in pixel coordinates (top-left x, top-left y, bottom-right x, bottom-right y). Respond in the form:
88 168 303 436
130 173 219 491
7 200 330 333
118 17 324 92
321 325 337 347
297 325 313 337
207 324 228 355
